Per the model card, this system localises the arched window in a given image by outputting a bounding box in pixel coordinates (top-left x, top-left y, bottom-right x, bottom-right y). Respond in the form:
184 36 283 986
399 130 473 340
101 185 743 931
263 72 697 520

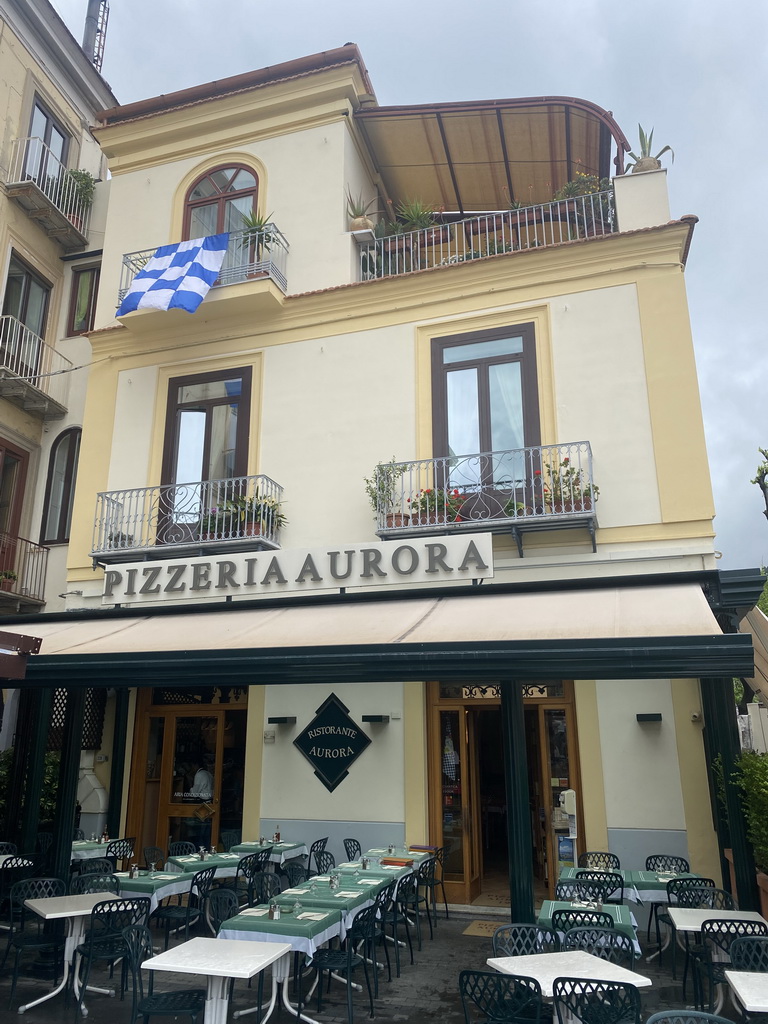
41 427 80 544
184 165 259 238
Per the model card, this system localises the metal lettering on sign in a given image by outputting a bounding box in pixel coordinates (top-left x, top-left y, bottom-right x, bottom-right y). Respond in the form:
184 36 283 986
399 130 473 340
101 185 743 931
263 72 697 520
293 693 372 792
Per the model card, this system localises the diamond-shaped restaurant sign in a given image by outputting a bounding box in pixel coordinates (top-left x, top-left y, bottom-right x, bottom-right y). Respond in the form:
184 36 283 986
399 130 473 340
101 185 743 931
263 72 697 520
293 693 372 792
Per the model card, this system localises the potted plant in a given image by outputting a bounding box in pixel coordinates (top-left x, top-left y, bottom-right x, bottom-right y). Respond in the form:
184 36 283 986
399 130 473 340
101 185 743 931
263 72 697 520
503 498 531 518
346 188 378 232
240 210 275 264
67 168 97 209
364 458 412 528
66 167 97 232
200 491 286 540
0 569 18 592
626 125 674 174
535 457 599 513
407 488 464 526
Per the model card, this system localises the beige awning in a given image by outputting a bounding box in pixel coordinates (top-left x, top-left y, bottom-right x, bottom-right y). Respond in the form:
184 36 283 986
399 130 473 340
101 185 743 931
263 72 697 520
741 606 768 698
2 583 720 658
355 97 630 214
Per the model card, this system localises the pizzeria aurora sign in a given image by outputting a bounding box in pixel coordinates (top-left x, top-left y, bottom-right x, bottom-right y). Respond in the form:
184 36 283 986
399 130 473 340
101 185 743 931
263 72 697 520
101 534 493 604
293 693 371 791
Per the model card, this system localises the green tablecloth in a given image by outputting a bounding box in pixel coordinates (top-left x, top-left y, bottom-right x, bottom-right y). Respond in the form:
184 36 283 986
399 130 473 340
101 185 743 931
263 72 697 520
167 852 241 873
365 847 432 864
538 899 640 955
558 867 699 903
230 841 307 864
219 904 342 959
71 840 110 860
115 870 195 911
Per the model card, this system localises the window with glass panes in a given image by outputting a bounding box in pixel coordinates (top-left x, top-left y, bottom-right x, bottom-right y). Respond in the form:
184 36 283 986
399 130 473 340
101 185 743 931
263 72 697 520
67 266 100 335
183 165 259 238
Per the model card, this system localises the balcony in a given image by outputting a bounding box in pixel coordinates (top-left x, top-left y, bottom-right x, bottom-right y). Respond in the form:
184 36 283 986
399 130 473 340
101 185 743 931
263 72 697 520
356 192 616 280
92 474 285 564
0 533 49 608
5 138 91 251
373 442 597 556
119 225 289 315
0 317 72 418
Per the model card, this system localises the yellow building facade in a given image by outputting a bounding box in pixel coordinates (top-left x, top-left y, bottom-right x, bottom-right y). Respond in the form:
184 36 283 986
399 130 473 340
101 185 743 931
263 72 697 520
2 45 757 913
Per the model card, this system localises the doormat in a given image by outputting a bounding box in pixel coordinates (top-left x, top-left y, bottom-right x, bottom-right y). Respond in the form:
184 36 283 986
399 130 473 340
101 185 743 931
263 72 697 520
463 920 499 937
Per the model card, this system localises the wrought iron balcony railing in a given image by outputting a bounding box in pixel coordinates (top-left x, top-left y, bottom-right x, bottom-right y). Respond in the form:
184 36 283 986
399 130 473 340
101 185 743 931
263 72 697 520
357 192 615 280
119 224 289 304
372 442 597 553
0 316 72 411
6 137 91 241
0 532 49 604
92 474 285 561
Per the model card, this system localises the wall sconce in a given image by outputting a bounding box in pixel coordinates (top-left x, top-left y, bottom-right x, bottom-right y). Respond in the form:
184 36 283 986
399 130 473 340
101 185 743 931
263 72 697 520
267 717 297 725
636 713 662 723
362 715 390 723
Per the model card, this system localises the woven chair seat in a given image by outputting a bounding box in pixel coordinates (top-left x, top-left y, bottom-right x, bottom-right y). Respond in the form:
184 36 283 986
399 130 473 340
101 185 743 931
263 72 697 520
312 948 363 972
155 904 197 922
11 931 63 951
138 989 207 1015
75 934 126 959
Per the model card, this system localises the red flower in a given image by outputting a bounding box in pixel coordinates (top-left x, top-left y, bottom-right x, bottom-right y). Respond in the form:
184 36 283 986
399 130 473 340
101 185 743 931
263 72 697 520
534 470 541 476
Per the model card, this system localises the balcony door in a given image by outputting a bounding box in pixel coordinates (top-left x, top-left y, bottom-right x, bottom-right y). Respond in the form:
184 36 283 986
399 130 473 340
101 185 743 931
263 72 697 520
431 324 540 507
1 255 50 379
159 367 251 542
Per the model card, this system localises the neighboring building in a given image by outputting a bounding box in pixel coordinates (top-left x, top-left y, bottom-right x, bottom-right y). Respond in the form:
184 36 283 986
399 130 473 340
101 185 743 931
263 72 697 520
1 46 759 912
0 0 115 616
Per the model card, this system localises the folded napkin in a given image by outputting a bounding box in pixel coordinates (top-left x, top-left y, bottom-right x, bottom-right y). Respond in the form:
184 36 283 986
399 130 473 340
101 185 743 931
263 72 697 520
314 876 331 882
116 871 129 877
73 841 87 846
178 856 196 862
368 848 386 854
297 912 327 921
356 878 385 885
339 862 361 869
154 874 179 880
220 853 239 859
336 891 361 898
283 888 309 895
381 865 402 872
241 908 269 917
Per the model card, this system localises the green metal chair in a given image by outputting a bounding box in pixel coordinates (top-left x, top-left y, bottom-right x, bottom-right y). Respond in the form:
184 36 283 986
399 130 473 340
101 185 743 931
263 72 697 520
311 903 375 1023
492 923 560 956
75 897 151 1017
577 851 620 871
122 924 206 1024
460 969 545 1024
153 866 217 948
70 872 120 895
3 877 66 1009
553 977 641 1024
563 925 635 966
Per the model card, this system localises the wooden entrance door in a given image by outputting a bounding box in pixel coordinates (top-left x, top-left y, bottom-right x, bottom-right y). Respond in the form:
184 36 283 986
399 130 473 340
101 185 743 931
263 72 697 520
127 690 247 855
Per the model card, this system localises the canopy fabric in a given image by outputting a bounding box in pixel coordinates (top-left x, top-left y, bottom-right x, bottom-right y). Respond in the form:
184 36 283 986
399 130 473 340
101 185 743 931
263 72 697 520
741 606 768 698
2 583 721 658
355 97 629 214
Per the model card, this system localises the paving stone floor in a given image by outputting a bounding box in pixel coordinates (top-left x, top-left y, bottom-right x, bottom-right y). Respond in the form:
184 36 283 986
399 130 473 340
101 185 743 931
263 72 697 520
0 908 742 1024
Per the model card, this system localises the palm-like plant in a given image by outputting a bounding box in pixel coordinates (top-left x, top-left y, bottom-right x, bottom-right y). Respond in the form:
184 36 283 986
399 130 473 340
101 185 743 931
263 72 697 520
627 125 674 173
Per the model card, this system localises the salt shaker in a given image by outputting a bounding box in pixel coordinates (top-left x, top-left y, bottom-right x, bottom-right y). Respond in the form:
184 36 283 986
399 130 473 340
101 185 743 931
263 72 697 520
129 863 139 879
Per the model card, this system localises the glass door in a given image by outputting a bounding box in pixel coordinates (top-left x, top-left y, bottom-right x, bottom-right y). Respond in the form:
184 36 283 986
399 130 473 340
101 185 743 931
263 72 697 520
159 714 223 851
435 708 481 904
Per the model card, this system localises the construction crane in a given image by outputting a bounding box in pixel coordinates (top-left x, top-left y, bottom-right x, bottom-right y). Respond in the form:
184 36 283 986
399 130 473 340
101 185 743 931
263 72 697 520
82 0 109 73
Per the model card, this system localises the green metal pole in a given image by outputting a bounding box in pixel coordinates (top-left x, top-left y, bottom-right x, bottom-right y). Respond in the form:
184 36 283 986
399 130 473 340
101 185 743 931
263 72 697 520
106 689 130 839
499 679 535 922
700 676 758 910
17 688 54 855
51 689 86 882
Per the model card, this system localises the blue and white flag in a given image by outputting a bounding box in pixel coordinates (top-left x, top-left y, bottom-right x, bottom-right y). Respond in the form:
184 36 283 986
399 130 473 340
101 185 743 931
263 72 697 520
117 233 230 316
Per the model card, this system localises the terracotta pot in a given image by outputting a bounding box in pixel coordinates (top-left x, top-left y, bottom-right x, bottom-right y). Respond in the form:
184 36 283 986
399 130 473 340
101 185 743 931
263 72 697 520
552 498 593 514
385 513 411 528
411 512 450 526
349 215 375 232
0 578 14 591
631 157 661 174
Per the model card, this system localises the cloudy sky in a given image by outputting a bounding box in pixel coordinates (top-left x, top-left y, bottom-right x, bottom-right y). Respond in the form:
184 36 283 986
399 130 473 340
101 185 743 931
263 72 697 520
52 0 768 570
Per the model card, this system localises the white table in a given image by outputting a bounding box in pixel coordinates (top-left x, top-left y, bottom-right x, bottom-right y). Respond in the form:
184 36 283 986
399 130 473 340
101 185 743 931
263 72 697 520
666 907 768 933
487 950 653 997
18 892 114 1015
666 908 768 1014
143 936 291 1024
726 970 768 1013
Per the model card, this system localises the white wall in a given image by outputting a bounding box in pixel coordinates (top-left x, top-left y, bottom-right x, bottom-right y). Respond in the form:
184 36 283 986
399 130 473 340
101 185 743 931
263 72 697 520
260 682 406 824
596 678 685 830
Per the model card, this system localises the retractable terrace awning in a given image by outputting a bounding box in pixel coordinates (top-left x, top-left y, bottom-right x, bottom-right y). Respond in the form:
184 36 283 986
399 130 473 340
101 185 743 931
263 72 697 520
741 606 768 699
355 97 630 214
0 582 750 687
